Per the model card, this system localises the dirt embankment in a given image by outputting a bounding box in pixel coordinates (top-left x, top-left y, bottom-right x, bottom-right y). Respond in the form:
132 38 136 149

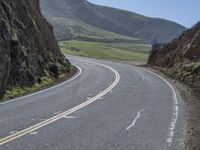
0 0 71 99
148 22 200 96
148 22 200 149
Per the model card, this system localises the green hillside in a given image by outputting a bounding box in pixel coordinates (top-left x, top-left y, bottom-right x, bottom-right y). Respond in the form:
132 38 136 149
40 0 186 43
48 17 138 41
60 40 151 62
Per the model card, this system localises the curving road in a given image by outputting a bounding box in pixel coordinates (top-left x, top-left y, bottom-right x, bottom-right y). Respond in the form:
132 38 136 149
0 56 185 150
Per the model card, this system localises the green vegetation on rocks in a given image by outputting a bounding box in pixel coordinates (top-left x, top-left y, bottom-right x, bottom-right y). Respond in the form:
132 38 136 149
0 0 71 100
179 62 200 78
4 76 53 100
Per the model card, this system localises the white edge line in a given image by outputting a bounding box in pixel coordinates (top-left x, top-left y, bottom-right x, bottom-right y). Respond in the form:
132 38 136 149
136 67 179 147
0 65 82 105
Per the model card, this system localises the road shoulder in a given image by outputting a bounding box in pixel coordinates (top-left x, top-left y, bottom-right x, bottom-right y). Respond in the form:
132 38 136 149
137 66 200 150
1 66 78 103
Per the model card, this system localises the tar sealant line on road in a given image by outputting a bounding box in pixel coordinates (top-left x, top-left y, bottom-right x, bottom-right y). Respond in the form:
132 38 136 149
29 132 38 135
136 67 179 148
0 118 9 124
126 109 144 130
69 56 179 148
62 116 77 119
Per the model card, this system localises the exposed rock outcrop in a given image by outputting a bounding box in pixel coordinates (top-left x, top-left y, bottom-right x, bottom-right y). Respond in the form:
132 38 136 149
148 22 200 94
148 22 200 68
148 22 200 150
0 0 70 99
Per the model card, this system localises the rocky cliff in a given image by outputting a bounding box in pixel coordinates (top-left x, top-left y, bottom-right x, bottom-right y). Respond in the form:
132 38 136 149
148 22 200 67
0 0 70 99
148 22 200 94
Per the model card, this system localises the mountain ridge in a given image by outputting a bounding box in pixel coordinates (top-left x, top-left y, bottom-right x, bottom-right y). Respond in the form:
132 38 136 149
40 0 186 43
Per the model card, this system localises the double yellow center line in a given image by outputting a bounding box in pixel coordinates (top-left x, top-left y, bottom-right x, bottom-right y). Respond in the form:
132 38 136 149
0 60 120 146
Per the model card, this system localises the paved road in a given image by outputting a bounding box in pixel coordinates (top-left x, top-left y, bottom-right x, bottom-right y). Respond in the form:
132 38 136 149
0 56 185 150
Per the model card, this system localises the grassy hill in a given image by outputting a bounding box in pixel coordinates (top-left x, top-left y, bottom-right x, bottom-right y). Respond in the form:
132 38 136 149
60 40 151 62
48 17 138 41
40 0 186 43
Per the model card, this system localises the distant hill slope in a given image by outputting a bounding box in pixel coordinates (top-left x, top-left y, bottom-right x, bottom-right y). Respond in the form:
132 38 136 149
40 0 186 43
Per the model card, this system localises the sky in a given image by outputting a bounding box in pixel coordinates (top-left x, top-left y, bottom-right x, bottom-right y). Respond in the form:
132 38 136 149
88 0 200 28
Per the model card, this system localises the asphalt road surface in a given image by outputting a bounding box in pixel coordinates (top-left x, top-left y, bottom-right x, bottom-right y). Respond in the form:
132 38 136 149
0 56 185 150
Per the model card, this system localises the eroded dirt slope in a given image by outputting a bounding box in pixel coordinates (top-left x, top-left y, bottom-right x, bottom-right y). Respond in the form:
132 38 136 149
148 22 200 150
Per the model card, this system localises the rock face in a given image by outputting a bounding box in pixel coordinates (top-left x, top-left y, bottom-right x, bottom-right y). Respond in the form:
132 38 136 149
0 0 70 99
148 22 200 150
148 22 200 93
148 22 200 68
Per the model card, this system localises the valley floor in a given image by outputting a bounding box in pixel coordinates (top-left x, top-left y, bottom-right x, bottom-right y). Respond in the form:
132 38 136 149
59 40 151 63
